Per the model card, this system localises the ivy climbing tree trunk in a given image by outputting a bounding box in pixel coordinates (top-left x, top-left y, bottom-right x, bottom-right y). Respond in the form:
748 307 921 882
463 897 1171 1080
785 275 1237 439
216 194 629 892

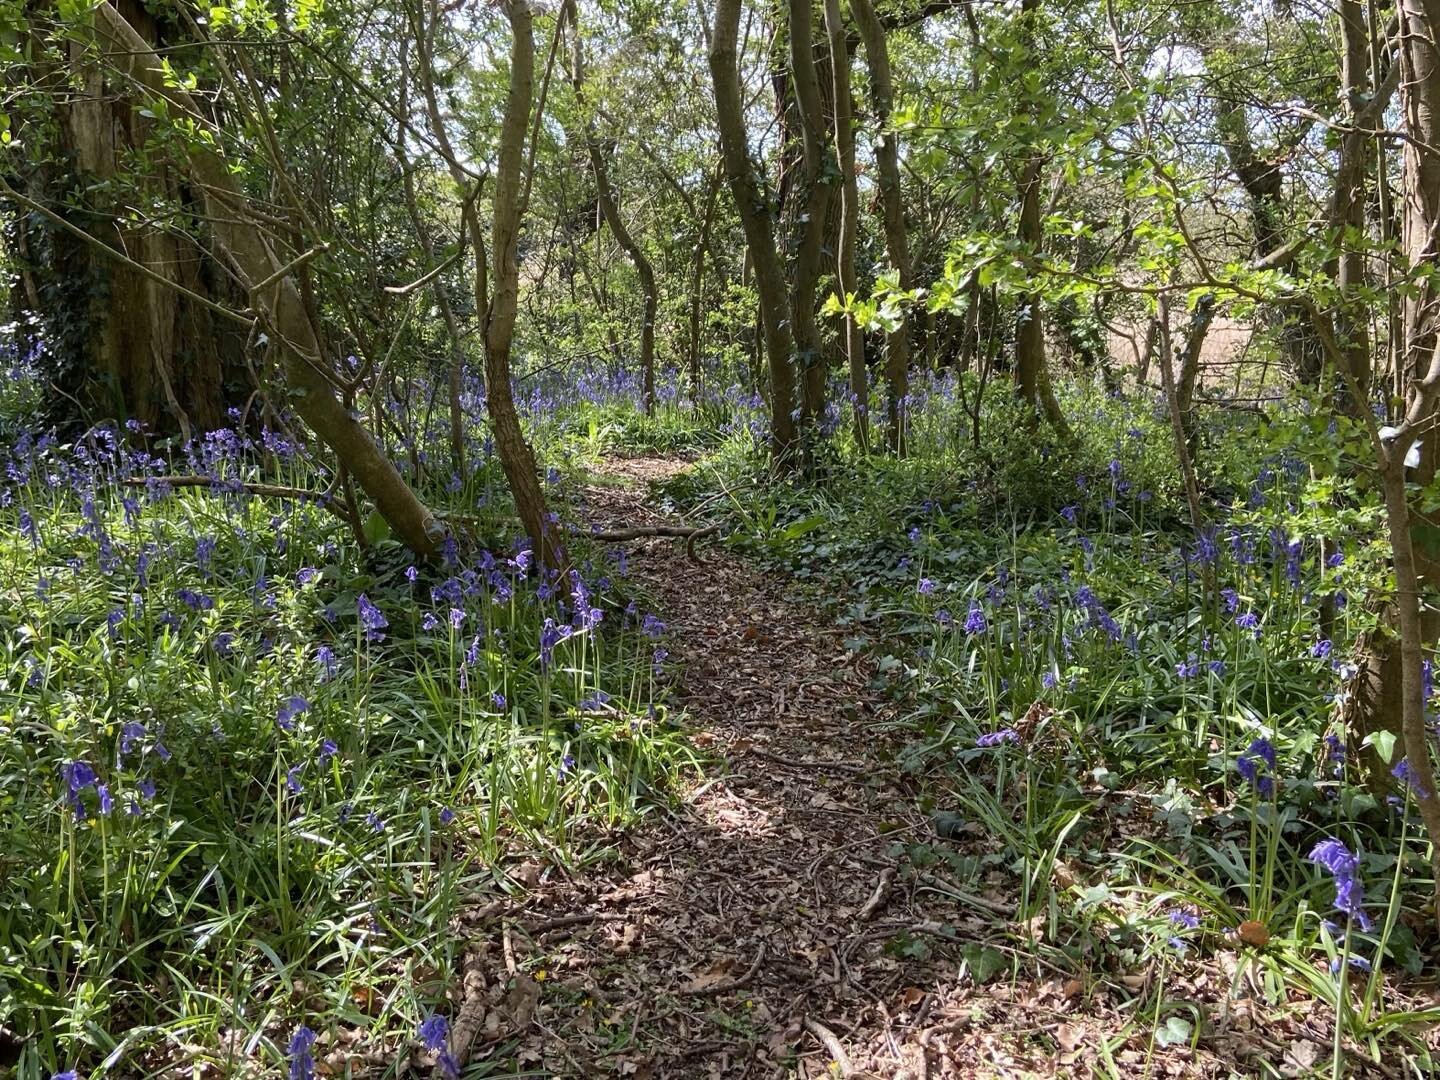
90 2 443 557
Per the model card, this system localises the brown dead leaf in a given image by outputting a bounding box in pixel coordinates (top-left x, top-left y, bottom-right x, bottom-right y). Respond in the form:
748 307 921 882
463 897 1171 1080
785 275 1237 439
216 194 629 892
350 985 382 1016
503 976 542 1031
1237 920 1271 948
1055 1023 1083 1053
1061 977 1085 1000
681 957 739 993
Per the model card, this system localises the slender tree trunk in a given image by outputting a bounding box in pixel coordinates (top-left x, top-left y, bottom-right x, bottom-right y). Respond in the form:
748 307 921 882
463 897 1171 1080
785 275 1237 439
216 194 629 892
486 0 564 569
1366 0 1440 923
1011 0 1069 436
567 1 657 415
412 0 559 565
849 0 911 454
823 0 867 450
709 0 798 467
688 167 722 407
786 0 835 438
92 3 442 556
1333 0 1375 410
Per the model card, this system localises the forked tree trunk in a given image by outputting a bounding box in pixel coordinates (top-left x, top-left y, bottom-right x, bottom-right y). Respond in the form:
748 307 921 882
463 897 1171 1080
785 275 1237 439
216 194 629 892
92 3 443 557
709 0 799 467
850 0 911 454
486 0 565 569
823 0 867 450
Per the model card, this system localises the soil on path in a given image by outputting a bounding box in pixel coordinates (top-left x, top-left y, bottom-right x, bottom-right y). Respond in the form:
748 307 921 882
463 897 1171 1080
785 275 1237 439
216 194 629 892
449 457 1008 1078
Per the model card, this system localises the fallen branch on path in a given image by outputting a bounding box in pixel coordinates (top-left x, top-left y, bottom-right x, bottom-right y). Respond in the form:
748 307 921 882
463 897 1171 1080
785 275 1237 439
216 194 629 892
858 867 896 921
523 910 628 935
122 475 355 526
590 522 722 562
803 1017 852 1077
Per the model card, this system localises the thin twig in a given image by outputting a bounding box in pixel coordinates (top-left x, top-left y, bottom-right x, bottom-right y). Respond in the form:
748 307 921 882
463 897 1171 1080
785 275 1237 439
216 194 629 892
678 943 767 997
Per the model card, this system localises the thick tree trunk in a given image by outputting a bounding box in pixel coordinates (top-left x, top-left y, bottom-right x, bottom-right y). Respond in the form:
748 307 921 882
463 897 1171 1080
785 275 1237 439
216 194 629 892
13 2 243 436
709 0 799 466
823 0 867 450
92 3 443 556
849 0 911 454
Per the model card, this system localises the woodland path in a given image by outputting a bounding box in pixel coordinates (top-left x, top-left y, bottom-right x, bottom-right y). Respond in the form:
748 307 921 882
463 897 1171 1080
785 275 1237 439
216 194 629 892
447 457 1039 1079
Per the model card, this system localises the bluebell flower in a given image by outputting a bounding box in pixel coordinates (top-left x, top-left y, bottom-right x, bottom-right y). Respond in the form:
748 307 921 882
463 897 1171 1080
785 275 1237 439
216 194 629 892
277 695 309 731
420 1013 449 1051
1308 838 1371 931
1236 738 1277 798
439 807 456 826
64 761 98 794
1168 908 1200 930
1235 612 1260 633
357 594 388 642
1330 955 1372 974
422 612 442 632
1312 639 1332 660
492 691 507 710
963 601 986 635
137 778 156 800
287 1024 318 1080
365 811 385 833
976 728 1019 747
317 739 337 764
286 765 304 794
120 721 146 757
1393 758 1430 799
315 645 337 681
918 578 936 596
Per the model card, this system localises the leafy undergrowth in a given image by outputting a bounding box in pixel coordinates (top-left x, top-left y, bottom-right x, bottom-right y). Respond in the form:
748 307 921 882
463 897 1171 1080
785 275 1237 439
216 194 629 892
0 424 696 1077
663 379 1440 1074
